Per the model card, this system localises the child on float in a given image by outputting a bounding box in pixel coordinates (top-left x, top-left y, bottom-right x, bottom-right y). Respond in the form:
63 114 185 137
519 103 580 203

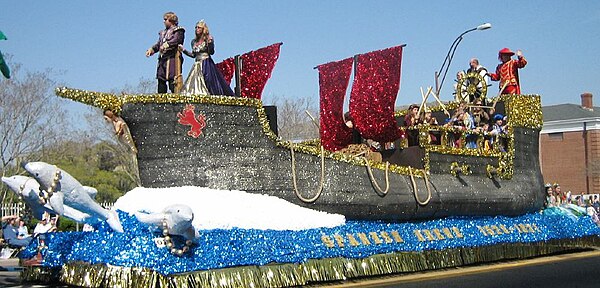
420 108 440 145
544 184 556 208
489 114 507 151
552 184 562 206
445 103 475 148
474 122 492 150
462 110 477 149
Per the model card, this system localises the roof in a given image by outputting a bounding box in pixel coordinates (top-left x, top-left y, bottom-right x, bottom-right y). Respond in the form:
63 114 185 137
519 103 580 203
542 104 600 122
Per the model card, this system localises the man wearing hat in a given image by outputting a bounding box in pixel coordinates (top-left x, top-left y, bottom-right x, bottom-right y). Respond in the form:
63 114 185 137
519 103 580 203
404 104 420 126
489 48 527 95
404 104 420 146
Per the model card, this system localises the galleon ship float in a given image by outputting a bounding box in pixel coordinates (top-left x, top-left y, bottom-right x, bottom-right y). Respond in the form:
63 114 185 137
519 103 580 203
17 43 598 288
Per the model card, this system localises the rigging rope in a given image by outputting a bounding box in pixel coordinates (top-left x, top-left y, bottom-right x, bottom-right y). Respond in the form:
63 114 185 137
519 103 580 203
290 145 325 203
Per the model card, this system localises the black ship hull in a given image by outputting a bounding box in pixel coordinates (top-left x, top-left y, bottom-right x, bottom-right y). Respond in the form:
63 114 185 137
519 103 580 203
121 97 545 221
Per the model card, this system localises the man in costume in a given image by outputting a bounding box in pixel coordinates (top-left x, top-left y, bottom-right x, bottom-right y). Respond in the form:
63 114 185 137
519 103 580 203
466 58 490 102
146 12 185 93
489 48 527 95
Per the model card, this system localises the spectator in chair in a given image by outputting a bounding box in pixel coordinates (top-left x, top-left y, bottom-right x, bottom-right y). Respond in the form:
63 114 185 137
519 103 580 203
2 216 32 248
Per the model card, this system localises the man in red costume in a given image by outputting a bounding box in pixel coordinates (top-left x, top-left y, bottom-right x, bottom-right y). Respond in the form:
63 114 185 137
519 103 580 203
489 48 527 95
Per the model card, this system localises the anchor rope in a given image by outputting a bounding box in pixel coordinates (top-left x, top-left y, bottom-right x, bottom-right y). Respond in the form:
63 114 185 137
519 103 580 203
290 145 325 203
365 158 390 196
409 166 432 206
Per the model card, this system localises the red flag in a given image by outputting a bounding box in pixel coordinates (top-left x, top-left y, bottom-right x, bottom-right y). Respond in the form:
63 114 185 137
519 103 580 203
349 45 403 143
240 43 282 99
318 58 354 151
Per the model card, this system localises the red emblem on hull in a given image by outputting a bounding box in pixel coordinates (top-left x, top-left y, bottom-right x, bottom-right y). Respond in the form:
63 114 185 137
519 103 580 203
177 104 206 138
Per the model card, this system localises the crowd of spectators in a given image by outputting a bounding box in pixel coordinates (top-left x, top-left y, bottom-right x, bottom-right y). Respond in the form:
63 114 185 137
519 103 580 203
545 183 600 225
1 212 60 258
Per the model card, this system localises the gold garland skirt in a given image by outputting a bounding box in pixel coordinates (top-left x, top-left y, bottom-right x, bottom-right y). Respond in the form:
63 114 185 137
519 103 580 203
21 236 600 288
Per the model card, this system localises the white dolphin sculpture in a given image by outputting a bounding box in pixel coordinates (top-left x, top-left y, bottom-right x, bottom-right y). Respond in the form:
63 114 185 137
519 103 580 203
24 161 123 233
1 175 96 223
135 204 199 241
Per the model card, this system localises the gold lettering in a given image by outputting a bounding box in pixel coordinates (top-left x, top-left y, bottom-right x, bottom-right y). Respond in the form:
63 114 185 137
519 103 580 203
333 234 345 248
321 235 335 248
525 224 536 233
356 233 371 245
442 228 454 239
518 224 528 233
380 231 393 244
414 230 426 242
391 231 404 243
513 224 522 233
369 232 383 244
531 223 542 233
491 225 503 235
347 234 360 247
452 227 464 238
477 226 488 236
423 229 436 241
484 226 495 236
432 229 445 240
499 224 510 234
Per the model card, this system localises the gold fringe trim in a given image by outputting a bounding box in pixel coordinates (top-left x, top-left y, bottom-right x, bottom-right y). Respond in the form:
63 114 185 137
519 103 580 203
55 87 263 114
22 236 599 288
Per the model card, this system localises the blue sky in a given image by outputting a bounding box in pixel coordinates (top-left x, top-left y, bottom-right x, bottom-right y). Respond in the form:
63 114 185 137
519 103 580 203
2 1 599 108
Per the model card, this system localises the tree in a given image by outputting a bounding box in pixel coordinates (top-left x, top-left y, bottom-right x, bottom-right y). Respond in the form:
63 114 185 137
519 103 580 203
33 139 137 203
67 76 157 189
269 95 320 141
85 76 157 185
0 56 70 203
109 77 156 95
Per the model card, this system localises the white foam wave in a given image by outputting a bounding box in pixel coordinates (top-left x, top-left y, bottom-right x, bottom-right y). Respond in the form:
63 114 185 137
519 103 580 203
113 186 345 231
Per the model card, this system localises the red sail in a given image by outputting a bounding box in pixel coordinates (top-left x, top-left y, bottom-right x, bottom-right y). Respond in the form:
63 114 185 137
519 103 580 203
216 57 235 85
317 58 354 151
240 43 282 99
349 45 403 143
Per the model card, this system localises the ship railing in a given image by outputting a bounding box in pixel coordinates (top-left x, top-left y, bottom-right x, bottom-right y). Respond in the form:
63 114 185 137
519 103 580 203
401 125 509 153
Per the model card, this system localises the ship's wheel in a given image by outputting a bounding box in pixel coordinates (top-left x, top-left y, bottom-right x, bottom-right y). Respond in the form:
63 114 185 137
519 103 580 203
455 71 488 103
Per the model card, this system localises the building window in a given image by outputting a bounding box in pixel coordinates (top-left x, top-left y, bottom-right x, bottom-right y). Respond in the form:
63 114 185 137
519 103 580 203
548 132 563 141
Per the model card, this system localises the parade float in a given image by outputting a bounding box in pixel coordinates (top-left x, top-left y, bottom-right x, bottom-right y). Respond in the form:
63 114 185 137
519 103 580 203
9 42 600 287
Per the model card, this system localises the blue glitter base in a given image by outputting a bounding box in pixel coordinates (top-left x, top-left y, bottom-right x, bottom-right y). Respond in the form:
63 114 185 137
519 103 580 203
20 209 600 275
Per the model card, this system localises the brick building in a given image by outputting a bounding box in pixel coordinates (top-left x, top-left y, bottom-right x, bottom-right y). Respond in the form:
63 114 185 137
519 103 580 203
540 92 600 195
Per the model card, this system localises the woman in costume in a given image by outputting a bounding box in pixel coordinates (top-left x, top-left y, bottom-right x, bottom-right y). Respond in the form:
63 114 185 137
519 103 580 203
103 110 138 154
179 20 234 96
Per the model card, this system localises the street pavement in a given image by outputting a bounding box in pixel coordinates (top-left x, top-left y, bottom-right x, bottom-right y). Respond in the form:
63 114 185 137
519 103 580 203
319 249 600 288
0 258 23 287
